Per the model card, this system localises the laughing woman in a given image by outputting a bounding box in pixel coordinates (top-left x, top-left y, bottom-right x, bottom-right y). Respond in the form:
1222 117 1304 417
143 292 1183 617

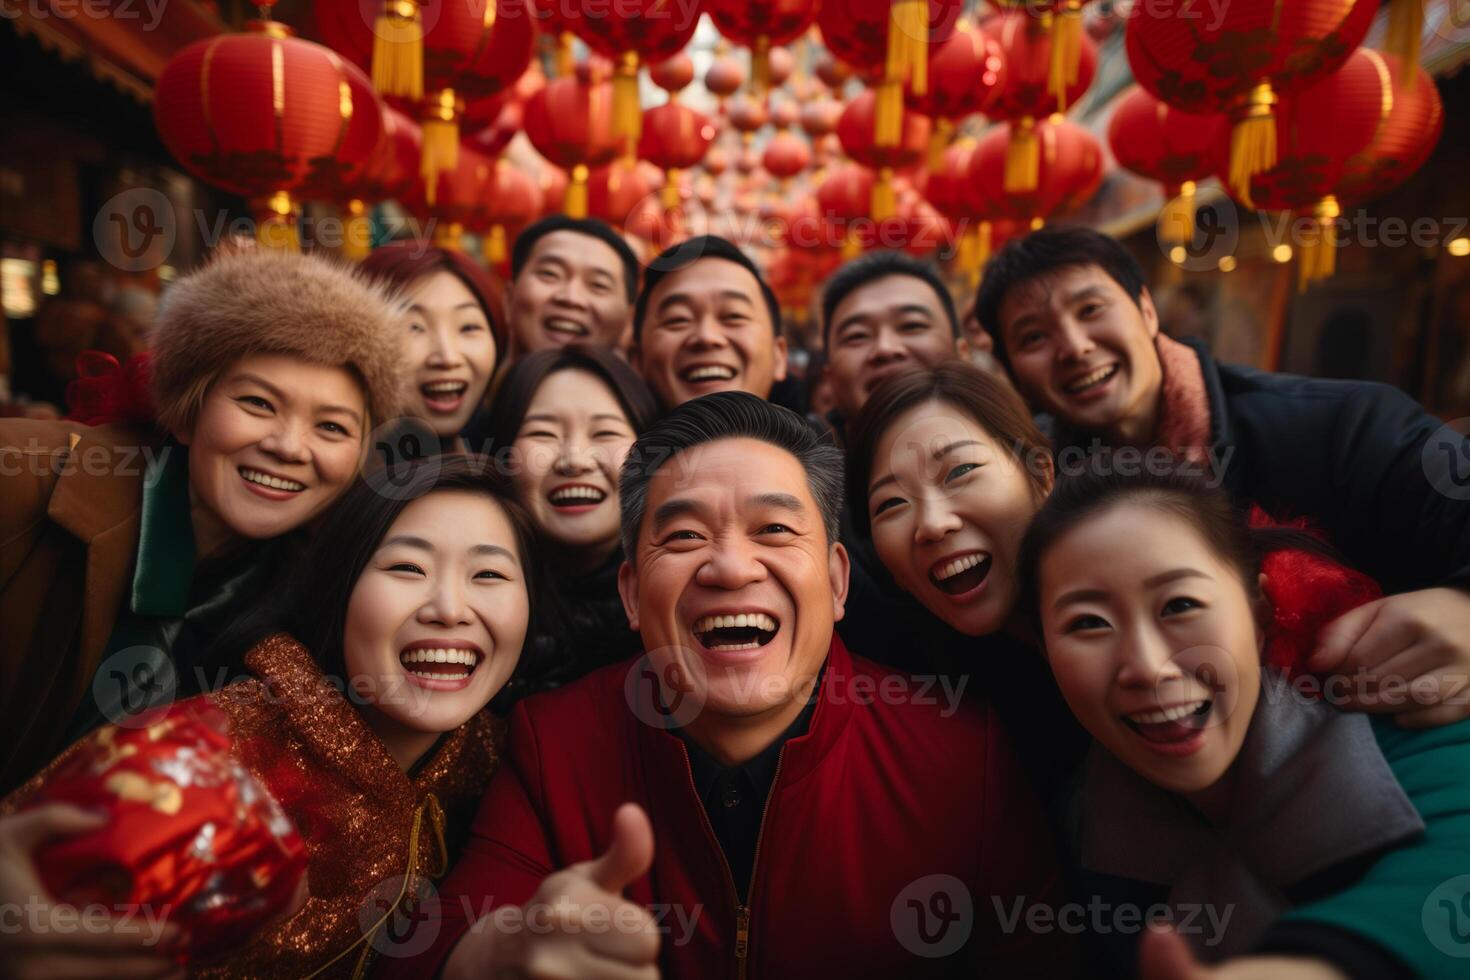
480 345 660 691
361 242 506 453
0 456 539 978
0 248 406 794
1017 469 1470 979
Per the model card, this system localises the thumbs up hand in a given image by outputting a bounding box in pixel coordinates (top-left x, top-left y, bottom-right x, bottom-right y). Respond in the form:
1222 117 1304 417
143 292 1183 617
447 803 661 980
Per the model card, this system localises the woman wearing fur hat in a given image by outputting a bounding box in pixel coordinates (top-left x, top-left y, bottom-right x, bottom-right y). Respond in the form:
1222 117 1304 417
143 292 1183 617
0 247 408 795
359 242 507 454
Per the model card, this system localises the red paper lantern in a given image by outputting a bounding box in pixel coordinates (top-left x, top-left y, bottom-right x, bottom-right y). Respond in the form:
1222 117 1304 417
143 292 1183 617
918 138 993 282
1222 48 1388 288
1125 0 1376 202
837 89 931 220
522 73 622 217
353 105 423 204
706 54 746 99
315 0 535 204
814 53 851 90
729 97 770 142
483 158 541 262
817 0 964 148
706 0 819 93
588 158 657 227
767 46 795 87
837 89 932 170
1106 85 1227 244
770 101 799 131
538 165 568 215
799 99 842 139
905 20 1006 122
905 19 1005 168
762 131 811 181
401 141 496 251
968 117 1103 227
554 0 701 148
650 53 696 95
639 101 718 205
1337 50 1444 205
155 20 386 248
986 8 1097 194
704 146 731 176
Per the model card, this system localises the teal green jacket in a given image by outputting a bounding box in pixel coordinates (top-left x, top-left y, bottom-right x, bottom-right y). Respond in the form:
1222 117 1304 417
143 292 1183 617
1277 715 1470 977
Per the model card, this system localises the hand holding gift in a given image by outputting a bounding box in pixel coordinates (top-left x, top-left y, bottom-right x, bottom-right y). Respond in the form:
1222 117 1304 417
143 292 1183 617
2 700 307 976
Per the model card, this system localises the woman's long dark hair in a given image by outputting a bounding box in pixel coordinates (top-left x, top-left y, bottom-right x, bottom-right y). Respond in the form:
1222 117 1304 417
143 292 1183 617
209 455 546 692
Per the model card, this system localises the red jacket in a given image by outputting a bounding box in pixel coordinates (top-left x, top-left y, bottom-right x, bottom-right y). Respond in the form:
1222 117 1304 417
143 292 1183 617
384 637 1073 978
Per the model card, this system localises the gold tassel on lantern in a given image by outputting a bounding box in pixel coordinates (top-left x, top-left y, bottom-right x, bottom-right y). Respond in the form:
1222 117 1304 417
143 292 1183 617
487 224 507 263
255 190 300 251
1384 0 1423 89
342 199 372 260
565 163 590 219
1005 117 1040 193
556 31 575 77
421 89 460 207
1228 83 1277 207
872 167 897 221
613 51 642 153
927 117 954 171
959 220 992 288
433 220 465 251
752 35 772 95
878 0 929 147
1048 1 1084 110
662 168 682 210
1297 196 1341 291
842 228 863 260
1159 181 1197 245
372 0 424 100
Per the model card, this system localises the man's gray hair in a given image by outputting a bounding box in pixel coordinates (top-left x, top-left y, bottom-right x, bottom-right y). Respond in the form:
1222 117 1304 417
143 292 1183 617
619 392 845 564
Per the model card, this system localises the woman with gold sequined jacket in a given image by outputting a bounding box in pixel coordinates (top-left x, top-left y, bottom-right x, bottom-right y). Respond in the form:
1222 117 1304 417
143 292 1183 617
0 456 545 979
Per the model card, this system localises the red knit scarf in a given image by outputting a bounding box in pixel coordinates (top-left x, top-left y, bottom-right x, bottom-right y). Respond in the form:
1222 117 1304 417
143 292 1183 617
1152 333 1212 464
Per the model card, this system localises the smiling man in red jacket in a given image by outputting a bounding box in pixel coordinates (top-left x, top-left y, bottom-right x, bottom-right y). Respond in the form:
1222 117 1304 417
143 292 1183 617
389 392 1072 980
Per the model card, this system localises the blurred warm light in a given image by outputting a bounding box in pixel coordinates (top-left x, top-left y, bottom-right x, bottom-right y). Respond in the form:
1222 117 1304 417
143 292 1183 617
1217 255 1237 272
1449 237 1470 257
1 259 37 318
1168 245 1186 264
41 259 59 296
1272 244 1293 263
159 265 178 282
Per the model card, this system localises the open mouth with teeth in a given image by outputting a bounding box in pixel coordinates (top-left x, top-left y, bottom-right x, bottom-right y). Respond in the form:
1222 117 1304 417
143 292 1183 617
692 613 780 653
421 380 469 412
239 466 306 495
1063 363 1119 396
543 316 590 339
680 364 738 385
929 552 992 596
1121 698 1214 745
400 645 483 689
548 483 608 510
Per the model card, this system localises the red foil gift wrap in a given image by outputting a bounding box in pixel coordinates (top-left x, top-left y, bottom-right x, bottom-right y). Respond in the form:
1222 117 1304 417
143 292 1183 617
26 701 308 965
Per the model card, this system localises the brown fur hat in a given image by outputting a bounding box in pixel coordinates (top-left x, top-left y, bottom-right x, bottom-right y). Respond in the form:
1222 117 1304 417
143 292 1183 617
149 247 409 436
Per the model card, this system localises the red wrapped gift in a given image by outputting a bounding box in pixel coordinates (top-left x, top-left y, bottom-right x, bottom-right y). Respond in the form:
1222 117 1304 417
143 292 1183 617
27 700 308 964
